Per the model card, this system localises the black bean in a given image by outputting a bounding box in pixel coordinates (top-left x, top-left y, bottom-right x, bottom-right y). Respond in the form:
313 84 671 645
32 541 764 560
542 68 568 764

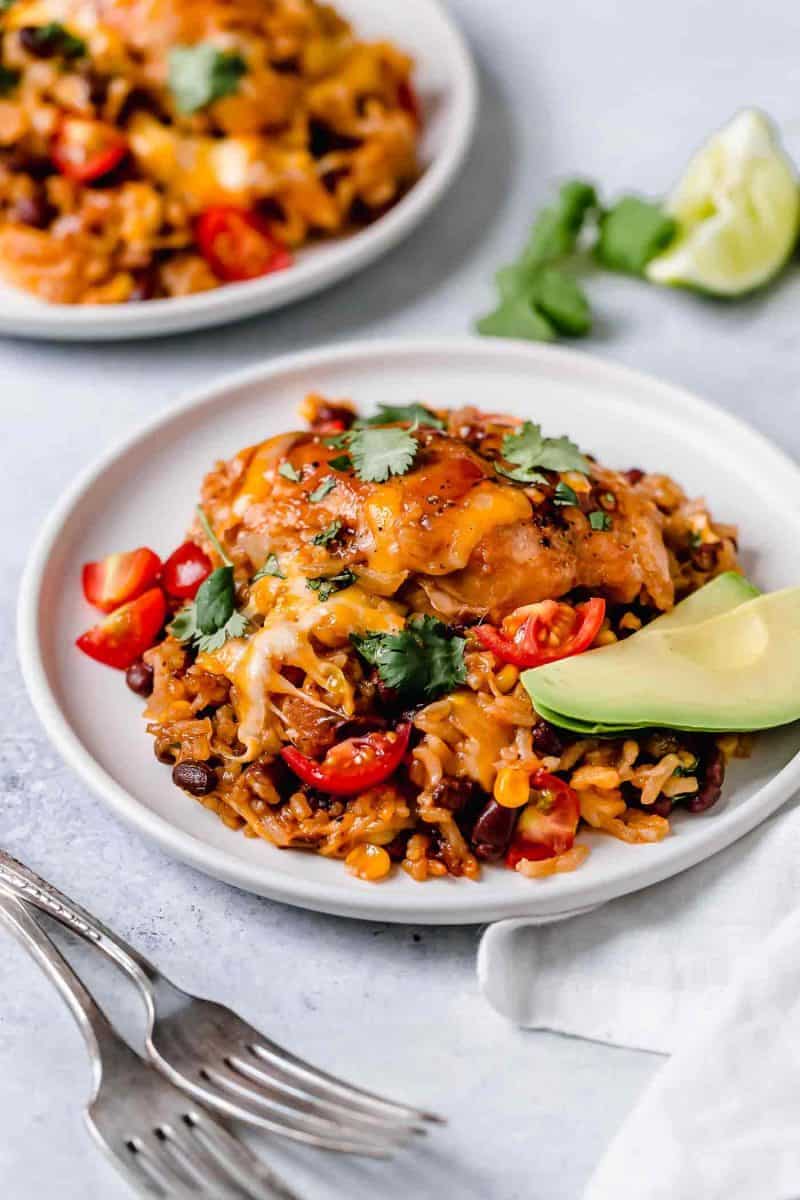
125 659 154 697
470 799 517 861
19 26 61 57
432 777 479 814
531 720 564 758
687 746 725 813
172 760 217 797
11 193 54 228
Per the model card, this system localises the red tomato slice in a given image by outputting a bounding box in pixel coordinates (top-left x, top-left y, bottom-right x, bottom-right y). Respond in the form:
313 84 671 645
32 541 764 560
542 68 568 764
161 541 212 600
474 598 606 668
281 724 411 796
76 588 166 670
51 117 128 183
196 206 293 283
506 771 580 868
82 548 161 613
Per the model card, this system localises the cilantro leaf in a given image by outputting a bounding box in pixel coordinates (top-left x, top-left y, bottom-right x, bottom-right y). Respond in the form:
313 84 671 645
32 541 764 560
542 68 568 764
311 519 342 546
352 615 466 701
494 462 548 486
348 426 418 483
596 196 677 275
25 22 86 58
308 476 336 503
252 553 284 581
169 565 248 651
278 460 301 482
0 1 17 11
589 510 612 531
306 568 356 601
328 454 352 471
530 267 591 337
168 44 246 115
476 294 557 343
553 482 579 507
0 66 19 95
195 505 232 566
523 180 598 267
357 403 444 430
501 421 589 478
322 433 350 450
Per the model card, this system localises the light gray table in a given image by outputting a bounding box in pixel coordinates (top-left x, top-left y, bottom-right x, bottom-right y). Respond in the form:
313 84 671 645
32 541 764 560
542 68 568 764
2 1 798 1195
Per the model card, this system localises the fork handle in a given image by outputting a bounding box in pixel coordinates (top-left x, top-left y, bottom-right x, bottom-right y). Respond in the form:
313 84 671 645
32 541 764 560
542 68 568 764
0 851 159 994
0 887 118 1085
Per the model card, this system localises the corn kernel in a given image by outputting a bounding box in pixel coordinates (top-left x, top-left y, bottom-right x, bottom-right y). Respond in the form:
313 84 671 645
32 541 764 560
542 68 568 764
495 664 519 693
345 843 392 881
493 765 531 809
595 629 618 646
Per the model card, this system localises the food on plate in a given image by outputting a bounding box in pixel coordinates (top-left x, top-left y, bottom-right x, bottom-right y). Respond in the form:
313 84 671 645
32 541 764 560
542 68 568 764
77 397 762 882
0 0 419 304
523 586 800 734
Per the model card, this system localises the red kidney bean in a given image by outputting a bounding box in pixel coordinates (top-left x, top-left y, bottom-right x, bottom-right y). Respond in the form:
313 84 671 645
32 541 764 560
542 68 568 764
432 778 479 814
172 760 217 797
531 720 564 758
687 746 725 813
470 799 518 861
125 659 154 697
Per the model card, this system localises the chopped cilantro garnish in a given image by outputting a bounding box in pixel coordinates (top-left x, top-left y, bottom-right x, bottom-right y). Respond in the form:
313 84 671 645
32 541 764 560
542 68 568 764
357 403 444 430
278 460 301 482
352 615 466 701
348 426 418 483
500 421 589 484
553 481 579 507
596 196 677 275
322 432 350 449
168 44 246 114
589 510 613 531
328 454 352 471
252 553 284 581
25 22 86 58
0 66 19 95
306 568 356 601
308 476 336 503
170 565 248 653
311 519 342 546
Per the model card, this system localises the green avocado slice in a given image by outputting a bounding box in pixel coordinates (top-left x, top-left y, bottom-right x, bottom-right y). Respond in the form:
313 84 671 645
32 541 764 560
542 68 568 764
526 574 761 734
523 584 800 734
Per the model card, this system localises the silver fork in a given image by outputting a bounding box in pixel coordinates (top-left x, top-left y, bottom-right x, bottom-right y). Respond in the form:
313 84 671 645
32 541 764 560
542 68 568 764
0 852 441 1157
0 887 299 1199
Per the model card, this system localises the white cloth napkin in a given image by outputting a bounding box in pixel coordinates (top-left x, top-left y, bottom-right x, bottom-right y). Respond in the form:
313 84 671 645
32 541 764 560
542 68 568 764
477 792 800 1199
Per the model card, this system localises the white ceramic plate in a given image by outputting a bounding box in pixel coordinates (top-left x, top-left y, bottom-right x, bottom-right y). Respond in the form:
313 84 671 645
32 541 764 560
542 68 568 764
0 0 475 342
18 338 800 923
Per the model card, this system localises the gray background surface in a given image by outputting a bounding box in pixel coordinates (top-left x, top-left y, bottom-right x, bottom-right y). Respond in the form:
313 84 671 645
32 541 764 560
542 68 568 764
1 0 798 1196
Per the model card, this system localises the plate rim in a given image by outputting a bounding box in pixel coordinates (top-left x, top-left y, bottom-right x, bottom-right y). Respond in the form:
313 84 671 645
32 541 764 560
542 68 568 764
0 0 477 341
17 336 800 923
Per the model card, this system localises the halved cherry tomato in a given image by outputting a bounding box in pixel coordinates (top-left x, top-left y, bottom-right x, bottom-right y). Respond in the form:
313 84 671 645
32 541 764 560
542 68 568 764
82 548 161 613
161 541 212 600
397 79 421 125
474 597 606 668
196 206 293 283
76 587 166 670
505 770 580 868
51 116 128 183
281 723 411 796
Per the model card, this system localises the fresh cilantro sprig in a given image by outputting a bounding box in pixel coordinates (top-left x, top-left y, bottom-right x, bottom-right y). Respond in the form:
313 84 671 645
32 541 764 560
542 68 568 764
168 44 246 114
252 553 284 581
307 568 356 601
352 615 466 701
355 403 444 430
589 510 613 531
308 476 336 503
170 508 248 652
310 519 342 546
596 197 677 275
349 426 418 483
497 421 589 485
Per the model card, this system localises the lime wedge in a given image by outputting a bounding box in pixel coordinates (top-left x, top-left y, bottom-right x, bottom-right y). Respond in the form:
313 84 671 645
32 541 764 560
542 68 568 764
646 109 799 295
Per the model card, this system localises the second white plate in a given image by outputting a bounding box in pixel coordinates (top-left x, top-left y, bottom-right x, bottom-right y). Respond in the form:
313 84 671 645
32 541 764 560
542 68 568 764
0 0 476 341
17 338 800 922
